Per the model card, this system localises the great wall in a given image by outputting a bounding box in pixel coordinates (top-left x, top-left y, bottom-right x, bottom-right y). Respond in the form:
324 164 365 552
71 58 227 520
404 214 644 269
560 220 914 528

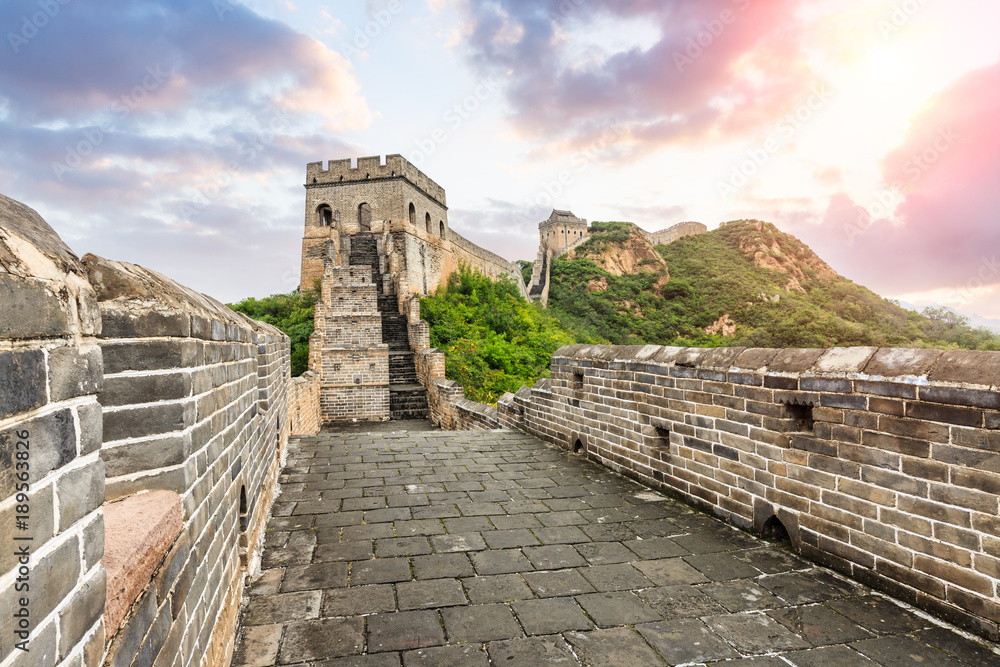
0 156 998 666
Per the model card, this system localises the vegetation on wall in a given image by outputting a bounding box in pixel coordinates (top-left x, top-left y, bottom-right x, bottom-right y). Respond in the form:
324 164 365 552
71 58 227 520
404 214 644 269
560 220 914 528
228 287 319 376
420 267 598 404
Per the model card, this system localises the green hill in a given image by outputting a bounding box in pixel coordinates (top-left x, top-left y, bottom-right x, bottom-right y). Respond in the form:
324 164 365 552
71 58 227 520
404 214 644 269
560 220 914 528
546 219 1000 350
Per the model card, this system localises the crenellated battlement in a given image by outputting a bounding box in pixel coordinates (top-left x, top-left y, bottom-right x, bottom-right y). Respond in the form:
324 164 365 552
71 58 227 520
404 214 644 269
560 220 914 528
306 154 447 207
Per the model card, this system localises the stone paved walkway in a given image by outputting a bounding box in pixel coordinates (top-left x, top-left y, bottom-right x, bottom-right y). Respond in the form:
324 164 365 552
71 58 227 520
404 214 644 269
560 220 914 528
231 426 1000 666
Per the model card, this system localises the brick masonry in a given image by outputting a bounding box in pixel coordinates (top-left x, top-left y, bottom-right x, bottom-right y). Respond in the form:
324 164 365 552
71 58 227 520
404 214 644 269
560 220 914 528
0 193 293 667
0 194 106 667
436 344 1000 642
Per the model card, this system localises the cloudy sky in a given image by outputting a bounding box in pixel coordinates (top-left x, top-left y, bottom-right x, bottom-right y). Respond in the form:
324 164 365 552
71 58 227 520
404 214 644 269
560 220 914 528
2 0 999 318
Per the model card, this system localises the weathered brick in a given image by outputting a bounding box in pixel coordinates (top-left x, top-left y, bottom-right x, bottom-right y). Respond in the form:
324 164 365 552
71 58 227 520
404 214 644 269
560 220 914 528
58 568 106 659
861 430 929 458
800 377 852 393
906 401 983 428
102 340 200 374
56 459 105 531
853 379 918 400
103 402 193 442
0 349 47 420
763 375 798 390
869 398 905 417
878 415 948 442
48 345 103 401
100 372 191 407
0 408 76 499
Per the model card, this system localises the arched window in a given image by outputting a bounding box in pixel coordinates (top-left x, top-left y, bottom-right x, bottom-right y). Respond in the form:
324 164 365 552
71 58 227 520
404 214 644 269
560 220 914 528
358 203 372 231
317 204 333 227
425 213 432 235
439 221 446 239
409 202 416 226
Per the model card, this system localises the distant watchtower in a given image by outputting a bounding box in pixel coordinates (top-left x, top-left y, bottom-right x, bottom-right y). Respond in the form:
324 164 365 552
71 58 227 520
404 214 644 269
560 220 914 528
300 154 449 292
539 209 588 254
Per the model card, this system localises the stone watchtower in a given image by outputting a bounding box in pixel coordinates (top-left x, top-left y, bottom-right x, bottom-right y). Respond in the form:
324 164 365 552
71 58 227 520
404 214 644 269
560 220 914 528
300 155 449 292
528 209 588 306
539 209 588 254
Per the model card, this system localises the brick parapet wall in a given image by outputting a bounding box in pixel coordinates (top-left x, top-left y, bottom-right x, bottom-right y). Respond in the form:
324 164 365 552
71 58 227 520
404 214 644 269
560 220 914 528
287 372 320 435
439 343 1000 641
0 194 106 666
81 253 291 667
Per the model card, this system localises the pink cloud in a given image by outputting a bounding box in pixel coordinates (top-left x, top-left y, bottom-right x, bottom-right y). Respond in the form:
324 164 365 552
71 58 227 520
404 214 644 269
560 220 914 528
790 60 1000 302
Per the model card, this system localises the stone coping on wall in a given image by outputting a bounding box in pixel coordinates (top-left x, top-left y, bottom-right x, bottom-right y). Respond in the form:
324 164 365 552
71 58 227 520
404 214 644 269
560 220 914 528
553 344 1000 389
82 253 284 342
101 490 183 639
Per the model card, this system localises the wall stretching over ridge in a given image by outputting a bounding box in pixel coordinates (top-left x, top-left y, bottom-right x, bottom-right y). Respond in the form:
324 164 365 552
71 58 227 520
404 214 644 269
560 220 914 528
436 343 1000 641
0 193 292 667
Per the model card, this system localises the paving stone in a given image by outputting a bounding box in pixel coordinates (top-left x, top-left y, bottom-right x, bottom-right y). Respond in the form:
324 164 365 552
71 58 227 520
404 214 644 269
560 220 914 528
767 604 873 646
343 524 396 541
393 519 445 536
430 532 487 553
367 610 445 652
623 537 687 559
314 541 374 563
537 510 587 527
632 557 708 586
486 635 581 667
249 569 284 597
733 546 809 574
705 612 812 654
231 623 282 666
244 591 321 625
322 585 396 617
580 523 637 542
470 549 533 575
851 635 966 666
484 529 540 549
563 627 666 667
575 541 635 565
314 654 403 667
760 570 860 605
912 627 1000 667
671 531 740 554
628 520 682 539
636 618 740 664
351 558 412 585
402 644 488 667
512 598 594 635
826 595 931 634
396 579 466 610
638 585 727 619
533 526 590 544
463 574 534 603
684 552 762 581
441 604 523 642
575 592 661 626
279 566 347 601
522 570 596 598
522 544 587 569
375 537 432 557
700 579 783 612
444 516 492 532
412 553 475 580
488 514 543 530
579 563 655 591
278 617 365 663
779 644 877 666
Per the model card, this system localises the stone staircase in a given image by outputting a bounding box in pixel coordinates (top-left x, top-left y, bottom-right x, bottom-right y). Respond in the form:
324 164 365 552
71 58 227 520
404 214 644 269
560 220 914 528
349 234 429 420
